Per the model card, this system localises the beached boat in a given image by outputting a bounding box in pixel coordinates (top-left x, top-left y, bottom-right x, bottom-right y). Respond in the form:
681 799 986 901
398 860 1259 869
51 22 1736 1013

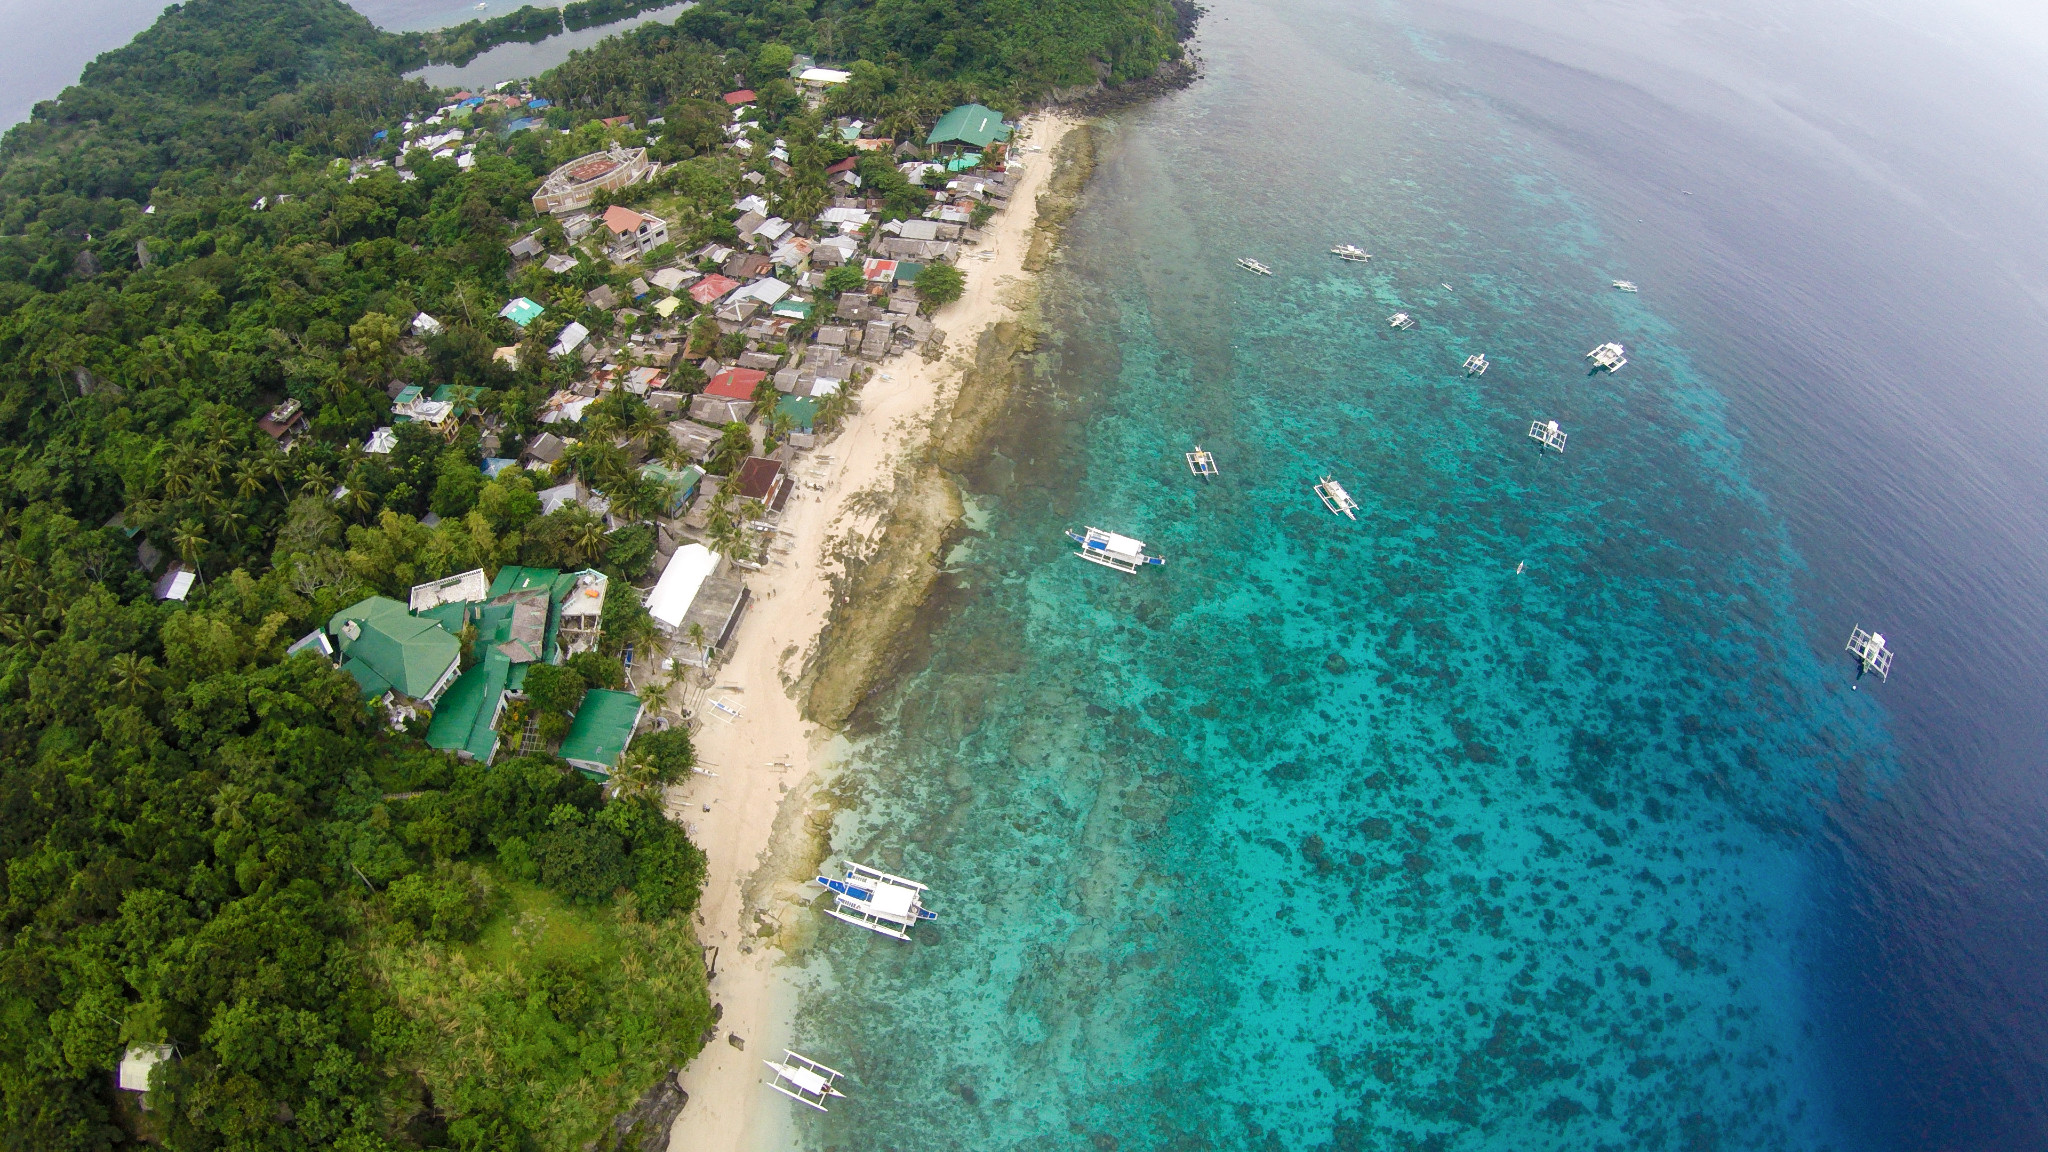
1529 419 1568 453
1067 526 1166 573
1463 353 1489 376
1387 312 1417 330
1585 342 1628 371
764 1051 848 1111
815 862 938 941
1186 446 1218 478
1612 280 1639 292
1330 244 1372 263
1315 476 1359 519
1236 258 1274 276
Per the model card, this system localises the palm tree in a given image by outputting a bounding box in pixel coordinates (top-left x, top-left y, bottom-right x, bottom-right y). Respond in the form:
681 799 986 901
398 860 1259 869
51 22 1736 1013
108 652 157 701
638 679 670 718
233 462 265 500
298 463 335 498
569 511 609 568
171 519 207 581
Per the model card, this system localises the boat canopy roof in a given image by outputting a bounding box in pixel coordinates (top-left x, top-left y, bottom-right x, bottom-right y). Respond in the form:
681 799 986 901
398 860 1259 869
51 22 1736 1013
1098 531 1144 554
779 1064 831 1095
868 884 917 917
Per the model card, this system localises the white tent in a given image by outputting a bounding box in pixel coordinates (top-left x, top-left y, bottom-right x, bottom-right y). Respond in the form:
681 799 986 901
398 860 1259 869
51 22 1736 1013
646 544 720 632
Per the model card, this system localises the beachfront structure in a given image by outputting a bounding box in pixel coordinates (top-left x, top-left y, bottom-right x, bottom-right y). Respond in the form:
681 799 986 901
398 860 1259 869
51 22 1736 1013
764 1052 848 1111
926 104 1011 153
1315 476 1359 519
1530 419 1568 453
1067 526 1166 573
815 862 939 940
559 688 644 777
532 147 650 214
1586 342 1628 371
1846 625 1893 681
645 543 752 666
1388 312 1417 329
1464 353 1490 375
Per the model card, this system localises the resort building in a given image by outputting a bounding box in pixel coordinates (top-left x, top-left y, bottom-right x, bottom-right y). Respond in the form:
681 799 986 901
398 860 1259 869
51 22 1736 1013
532 146 651 214
558 689 644 777
926 103 1011 154
646 543 751 666
329 597 463 707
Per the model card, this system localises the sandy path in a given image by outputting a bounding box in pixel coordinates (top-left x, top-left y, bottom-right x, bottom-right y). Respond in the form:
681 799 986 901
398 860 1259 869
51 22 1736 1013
662 112 1078 1152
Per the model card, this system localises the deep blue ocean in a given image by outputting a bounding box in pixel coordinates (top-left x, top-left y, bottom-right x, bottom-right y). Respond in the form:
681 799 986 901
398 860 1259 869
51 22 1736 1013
786 1 2048 1149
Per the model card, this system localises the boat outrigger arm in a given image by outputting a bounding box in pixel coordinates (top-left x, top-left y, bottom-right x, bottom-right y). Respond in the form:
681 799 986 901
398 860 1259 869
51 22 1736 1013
815 862 939 941
1067 527 1166 573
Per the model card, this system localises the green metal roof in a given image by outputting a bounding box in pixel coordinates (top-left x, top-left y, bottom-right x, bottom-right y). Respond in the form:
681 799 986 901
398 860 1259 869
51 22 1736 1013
776 396 820 431
329 597 460 700
926 104 1010 149
424 650 509 762
558 689 643 774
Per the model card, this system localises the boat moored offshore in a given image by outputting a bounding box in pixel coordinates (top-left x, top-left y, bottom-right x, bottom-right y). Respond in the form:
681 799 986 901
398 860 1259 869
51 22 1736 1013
1315 476 1360 519
1464 353 1490 375
815 862 939 941
1612 280 1639 292
1067 526 1167 573
1387 311 1417 330
1186 446 1218 478
1330 244 1372 262
1237 257 1274 275
1585 342 1628 371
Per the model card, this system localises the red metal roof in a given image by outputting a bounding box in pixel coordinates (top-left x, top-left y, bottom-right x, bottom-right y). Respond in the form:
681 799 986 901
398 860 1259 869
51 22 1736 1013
825 156 858 175
723 90 757 105
688 274 741 305
704 368 766 400
733 456 783 502
601 204 645 234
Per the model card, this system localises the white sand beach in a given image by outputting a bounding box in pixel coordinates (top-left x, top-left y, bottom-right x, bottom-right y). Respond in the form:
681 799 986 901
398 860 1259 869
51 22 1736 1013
660 111 1080 1151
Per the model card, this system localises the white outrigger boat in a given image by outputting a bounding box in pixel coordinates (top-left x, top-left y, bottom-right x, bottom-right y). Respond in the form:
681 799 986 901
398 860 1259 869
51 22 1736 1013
1463 353 1489 376
1387 311 1417 330
815 862 938 941
1529 419 1568 453
1612 280 1639 293
1186 446 1218 478
1314 476 1359 519
1586 342 1628 371
764 1051 848 1111
1236 257 1273 275
1066 526 1166 573
1330 244 1372 263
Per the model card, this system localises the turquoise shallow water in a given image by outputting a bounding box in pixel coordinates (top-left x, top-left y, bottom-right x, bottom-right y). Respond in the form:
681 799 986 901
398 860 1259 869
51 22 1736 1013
770 1 2047 1148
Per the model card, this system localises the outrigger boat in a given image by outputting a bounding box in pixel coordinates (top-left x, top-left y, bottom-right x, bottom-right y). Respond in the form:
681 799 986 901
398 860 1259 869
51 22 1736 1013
1066 526 1166 573
1463 353 1489 376
1236 257 1274 275
1585 342 1628 371
1612 280 1639 293
1314 476 1359 520
1186 446 1218 478
1330 244 1372 263
1387 311 1417 330
815 862 938 941
764 1051 848 1111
